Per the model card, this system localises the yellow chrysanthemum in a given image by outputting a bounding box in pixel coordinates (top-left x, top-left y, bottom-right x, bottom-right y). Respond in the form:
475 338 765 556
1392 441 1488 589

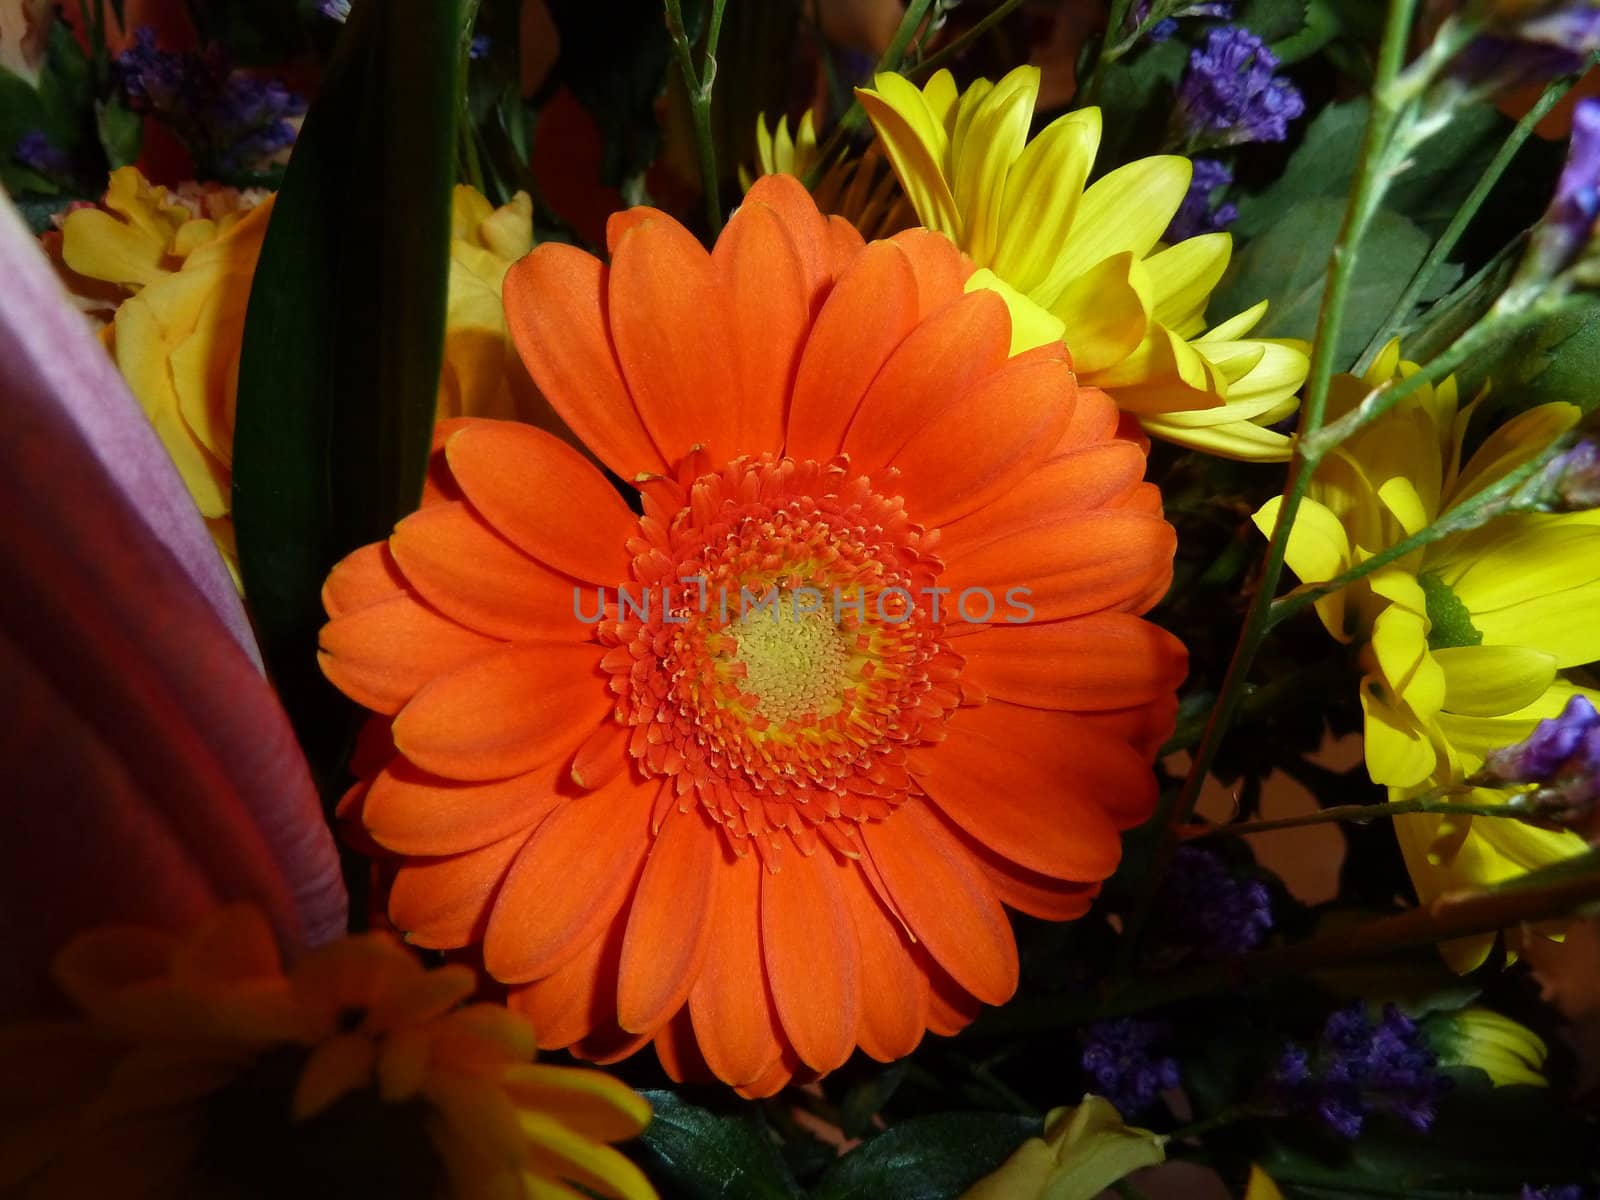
958 1096 1166 1200
858 65 1309 461
1255 342 1600 970
0 905 655 1199
743 111 912 240
58 168 542 581
1432 1006 1549 1088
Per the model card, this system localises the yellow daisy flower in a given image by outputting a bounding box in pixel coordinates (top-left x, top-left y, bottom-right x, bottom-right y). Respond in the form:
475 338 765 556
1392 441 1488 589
1431 1006 1549 1088
57 168 543 582
1255 342 1600 970
0 904 655 1199
857 65 1309 461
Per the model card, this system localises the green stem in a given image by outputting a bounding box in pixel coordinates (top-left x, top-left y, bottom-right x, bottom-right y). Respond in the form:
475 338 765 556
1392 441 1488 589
1080 0 1139 107
1117 0 1424 974
664 0 728 237
1354 67 1588 371
1183 794 1541 841
804 0 935 188
908 0 1026 79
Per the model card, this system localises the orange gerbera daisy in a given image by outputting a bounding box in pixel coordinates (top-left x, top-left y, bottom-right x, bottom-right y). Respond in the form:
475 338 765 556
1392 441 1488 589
320 175 1185 1095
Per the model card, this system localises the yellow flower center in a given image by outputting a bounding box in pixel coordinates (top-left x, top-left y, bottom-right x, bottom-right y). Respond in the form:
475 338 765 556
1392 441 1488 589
730 597 851 723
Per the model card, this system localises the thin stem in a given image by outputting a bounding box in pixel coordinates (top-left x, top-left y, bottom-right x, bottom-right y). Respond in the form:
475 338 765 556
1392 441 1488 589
908 0 1025 79
664 0 728 237
804 0 935 188
1183 795 1538 841
1080 0 1139 107
1117 0 1423 972
1355 67 1588 371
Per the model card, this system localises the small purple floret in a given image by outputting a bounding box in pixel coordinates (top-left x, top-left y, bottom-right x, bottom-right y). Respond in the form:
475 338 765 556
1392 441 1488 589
1176 26 1305 150
1080 1018 1182 1118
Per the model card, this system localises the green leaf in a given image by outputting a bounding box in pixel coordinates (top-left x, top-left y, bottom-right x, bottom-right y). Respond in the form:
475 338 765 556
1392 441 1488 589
1232 0 1308 44
233 0 463 783
1210 196 1446 369
1232 98 1512 242
838 1062 911 1139
95 97 142 169
811 1113 1042 1200
1471 296 1600 417
1093 39 1188 172
633 1091 801 1200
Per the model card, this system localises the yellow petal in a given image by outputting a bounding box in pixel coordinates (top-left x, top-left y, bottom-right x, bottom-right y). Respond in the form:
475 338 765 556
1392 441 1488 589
858 75 960 237
502 1063 652 1142
1197 299 1269 342
451 184 495 241
1147 232 1232 336
521 1110 658 1200
1084 324 1223 415
1145 413 1294 462
1449 402 1580 506
1052 155 1192 283
292 1033 377 1120
1245 1166 1287 1200
992 107 1101 297
1048 251 1152 374
949 66 1037 264
1434 644 1556 717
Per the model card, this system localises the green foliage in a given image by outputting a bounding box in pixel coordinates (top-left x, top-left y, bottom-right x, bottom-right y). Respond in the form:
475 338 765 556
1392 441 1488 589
810 1113 1041 1200
1212 195 1451 369
634 1091 801 1200
1093 39 1189 172
232 0 463 785
1232 98 1514 242
1472 297 1600 417
95 96 142 169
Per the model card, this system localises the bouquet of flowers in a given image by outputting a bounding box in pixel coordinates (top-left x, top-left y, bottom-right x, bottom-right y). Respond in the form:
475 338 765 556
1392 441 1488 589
3 0 1600 1196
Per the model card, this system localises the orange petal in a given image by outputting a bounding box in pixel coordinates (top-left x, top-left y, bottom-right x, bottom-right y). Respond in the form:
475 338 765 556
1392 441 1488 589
742 174 836 304
713 200 808 456
890 350 1075 527
387 828 533 949
959 826 1101 921
392 642 609 781
823 214 867 277
389 500 589 643
941 511 1175 624
319 594 501 716
652 1006 710 1084
482 774 654 982
605 206 664 255
363 755 578 856
617 807 720 1035
422 416 473 507
921 949 982 1036
889 227 971 319
842 289 1012 475
688 847 785 1087
839 861 927 1063
569 719 632 791
506 901 628 1050
862 800 1017 1006
1053 384 1121 453
322 543 406 619
761 850 861 1073
1073 697 1180 789
444 421 636 584
957 613 1187 712
914 702 1137 881
735 1054 798 1100
785 240 919 461
503 243 666 480
608 214 738 463
938 441 1148 561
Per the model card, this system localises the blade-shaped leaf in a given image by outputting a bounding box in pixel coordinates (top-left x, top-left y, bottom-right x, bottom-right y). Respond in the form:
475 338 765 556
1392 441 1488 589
233 0 465 783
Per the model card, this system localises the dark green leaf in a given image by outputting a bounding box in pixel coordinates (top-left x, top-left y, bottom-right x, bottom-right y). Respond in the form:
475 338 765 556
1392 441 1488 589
838 1062 910 1139
1233 0 1308 45
633 1091 801 1200
1270 0 1347 65
1210 196 1443 369
233 0 463 784
1093 39 1188 171
1233 99 1511 242
810 1113 1041 1200
1470 296 1600 417
95 97 142 169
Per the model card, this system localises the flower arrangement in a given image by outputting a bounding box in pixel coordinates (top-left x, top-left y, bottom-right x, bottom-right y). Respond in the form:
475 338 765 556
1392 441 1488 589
3 0 1599 1197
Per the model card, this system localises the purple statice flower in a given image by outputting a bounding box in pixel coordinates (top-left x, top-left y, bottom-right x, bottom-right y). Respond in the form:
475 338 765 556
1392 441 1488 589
469 34 491 60
1270 1004 1448 1139
1166 157 1238 242
1080 1018 1181 1118
1475 694 1600 834
1540 437 1600 511
1153 845 1272 959
1522 98 1600 280
1482 695 1600 786
318 0 352 20
12 130 73 180
113 27 304 174
1128 1 1235 43
1520 1188 1592 1200
1175 26 1305 150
